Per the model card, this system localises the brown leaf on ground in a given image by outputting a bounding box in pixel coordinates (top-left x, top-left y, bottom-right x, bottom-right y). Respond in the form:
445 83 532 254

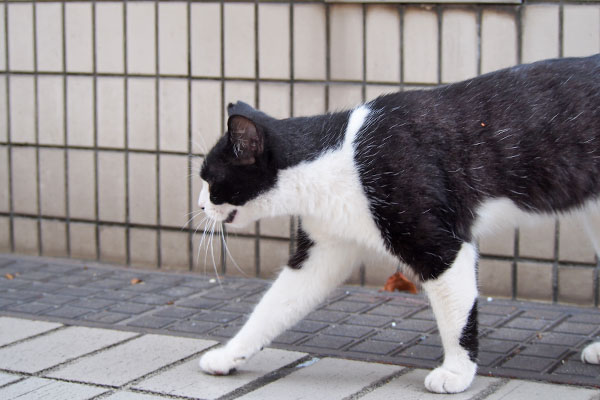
382 271 418 294
130 278 143 285
4 273 14 280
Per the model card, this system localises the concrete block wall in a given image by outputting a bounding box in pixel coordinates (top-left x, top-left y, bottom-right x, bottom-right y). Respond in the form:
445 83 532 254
1 1 599 305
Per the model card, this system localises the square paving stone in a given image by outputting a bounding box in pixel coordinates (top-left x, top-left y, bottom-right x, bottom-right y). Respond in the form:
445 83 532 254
398 344 443 361
122 282 166 294
479 314 506 327
272 331 307 345
109 302 155 315
194 311 242 324
479 338 519 354
159 285 198 298
305 309 347 323
54 286 102 297
24 282 65 293
44 305 93 319
372 328 420 344
322 324 374 339
479 304 518 316
5 302 56 315
94 289 138 302
344 314 393 328
520 343 570 359
501 355 556 372
567 313 600 324
0 377 108 399
176 297 222 309
127 316 177 329
552 358 600 378
519 309 565 320
349 339 401 355
534 332 587 346
477 352 503 367
392 318 437 332
42 264 80 274
301 334 355 350
210 324 244 339
325 300 371 313
0 326 137 373
290 320 328 334
406 308 435 320
367 304 416 318
0 290 42 301
85 278 130 290
83 311 131 324
17 271 59 281
486 327 537 342
0 316 62 346
201 288 245 301
237 358 399 400
218 301 255 314
67 298 115 310
168 320 220 335
152 306 197 319
48 335 214 386
503 317 551 330
129 294 174 306
552 321 598 336
134 348 305 400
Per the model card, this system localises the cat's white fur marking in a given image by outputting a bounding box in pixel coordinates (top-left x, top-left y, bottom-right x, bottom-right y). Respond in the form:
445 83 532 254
422 242 478 393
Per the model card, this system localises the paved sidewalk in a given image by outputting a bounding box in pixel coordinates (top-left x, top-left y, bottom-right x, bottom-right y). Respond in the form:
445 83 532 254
0 254 599 399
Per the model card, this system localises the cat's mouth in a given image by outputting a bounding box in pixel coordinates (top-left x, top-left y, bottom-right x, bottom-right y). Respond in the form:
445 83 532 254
224 209 238 224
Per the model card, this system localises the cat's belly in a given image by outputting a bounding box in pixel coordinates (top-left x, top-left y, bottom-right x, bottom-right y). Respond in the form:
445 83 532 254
472 196 600 240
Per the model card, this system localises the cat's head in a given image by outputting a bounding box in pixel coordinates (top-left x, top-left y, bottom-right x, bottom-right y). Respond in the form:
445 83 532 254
198 102 278 228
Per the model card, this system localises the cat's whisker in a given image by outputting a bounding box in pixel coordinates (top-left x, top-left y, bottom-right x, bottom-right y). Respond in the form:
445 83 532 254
182 211 206 230
220 225 246 276
209 220 222 287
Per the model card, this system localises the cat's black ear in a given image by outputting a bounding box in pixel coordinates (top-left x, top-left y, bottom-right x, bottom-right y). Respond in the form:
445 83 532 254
227 115 264 165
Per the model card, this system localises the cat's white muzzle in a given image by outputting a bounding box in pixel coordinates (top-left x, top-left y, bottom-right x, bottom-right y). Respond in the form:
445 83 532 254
198 181 248 228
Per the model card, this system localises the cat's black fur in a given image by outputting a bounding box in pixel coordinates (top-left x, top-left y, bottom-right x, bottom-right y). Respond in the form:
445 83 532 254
203 54 600 281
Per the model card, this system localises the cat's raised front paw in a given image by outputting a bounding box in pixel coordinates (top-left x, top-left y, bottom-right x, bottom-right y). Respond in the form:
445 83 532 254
581 342 600 364
199 347 247 376
424 361 476 394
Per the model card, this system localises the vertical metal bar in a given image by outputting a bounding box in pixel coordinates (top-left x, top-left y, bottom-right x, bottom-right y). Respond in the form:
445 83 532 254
254 0 260 278
186 0 193 271
33 1 42 256
289 0 296 256
436 5 442 85
476 6 482 77
398 5 404 91
92 0 100 261
123 0 131 266
155 0 161 268
61 0 71 257
4 0 14 252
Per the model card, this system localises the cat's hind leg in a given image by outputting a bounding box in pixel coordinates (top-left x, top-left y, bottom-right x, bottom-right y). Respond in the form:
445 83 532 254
199 237 360 375
580 212 600 364
421 242 478 394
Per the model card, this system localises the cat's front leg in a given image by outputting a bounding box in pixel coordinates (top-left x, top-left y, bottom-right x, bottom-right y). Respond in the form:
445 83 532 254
421 242 478 394
199 237 360 375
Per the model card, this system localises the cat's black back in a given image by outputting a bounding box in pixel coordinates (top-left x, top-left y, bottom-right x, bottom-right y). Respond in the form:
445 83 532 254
358 54 600 278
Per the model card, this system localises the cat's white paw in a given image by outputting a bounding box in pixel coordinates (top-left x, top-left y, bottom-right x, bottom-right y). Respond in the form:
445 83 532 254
581 342 600 364
424 361 476 394
199 347 248 376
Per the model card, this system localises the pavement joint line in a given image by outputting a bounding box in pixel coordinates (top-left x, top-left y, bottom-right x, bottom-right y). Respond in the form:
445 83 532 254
342 367 413 400
122 345 220 391
216 354 315 400
0 374 27 390
24 332 145 378
469 377 511 400
0 322 67 350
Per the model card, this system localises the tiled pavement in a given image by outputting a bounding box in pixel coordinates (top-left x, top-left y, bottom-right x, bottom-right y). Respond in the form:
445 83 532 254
0 254 599 400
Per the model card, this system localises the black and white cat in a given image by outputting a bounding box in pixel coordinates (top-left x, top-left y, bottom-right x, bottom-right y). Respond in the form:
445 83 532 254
197 54 600 393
